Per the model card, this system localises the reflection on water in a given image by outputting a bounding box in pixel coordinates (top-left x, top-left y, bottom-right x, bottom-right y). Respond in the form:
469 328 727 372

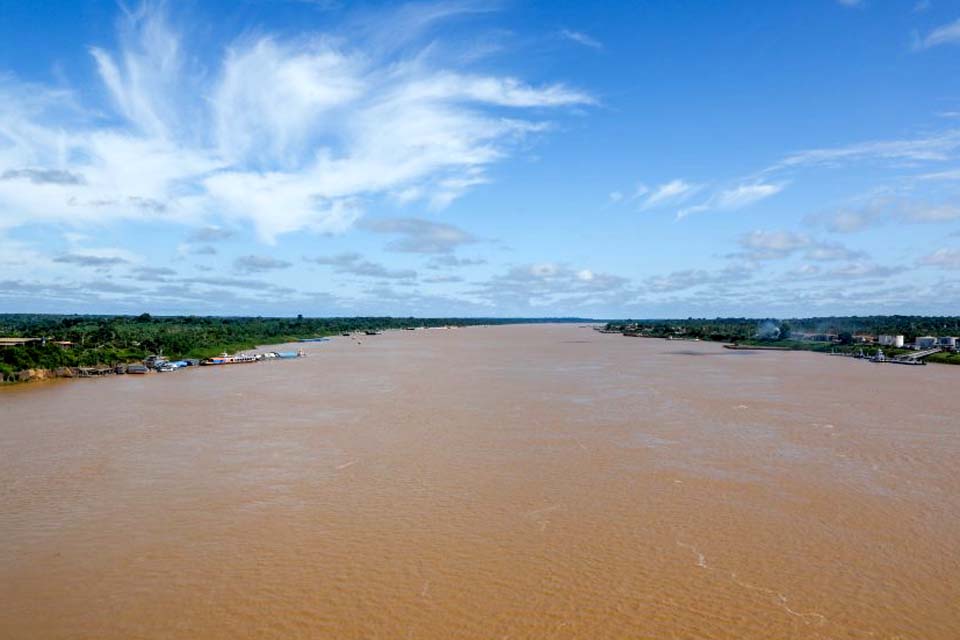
2 324 959 639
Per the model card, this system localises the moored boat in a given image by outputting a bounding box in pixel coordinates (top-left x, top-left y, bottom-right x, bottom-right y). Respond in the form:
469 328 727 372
200 352 258 366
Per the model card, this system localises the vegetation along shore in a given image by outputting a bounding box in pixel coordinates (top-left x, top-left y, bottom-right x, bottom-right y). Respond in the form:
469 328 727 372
0 314 591 383
5 314 960 384
601 315 960 366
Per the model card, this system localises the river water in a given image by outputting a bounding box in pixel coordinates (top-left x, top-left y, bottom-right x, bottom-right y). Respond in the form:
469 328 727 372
1 324 958 639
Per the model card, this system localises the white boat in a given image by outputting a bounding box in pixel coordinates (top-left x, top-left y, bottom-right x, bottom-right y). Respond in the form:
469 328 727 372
200 352 258 366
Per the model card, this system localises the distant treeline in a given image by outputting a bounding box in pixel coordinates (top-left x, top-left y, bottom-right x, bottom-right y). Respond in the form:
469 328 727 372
0 314 592 380
603 315 960 343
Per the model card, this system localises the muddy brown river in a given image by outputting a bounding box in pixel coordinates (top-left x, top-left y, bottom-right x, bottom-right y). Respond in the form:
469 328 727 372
1 324 958 639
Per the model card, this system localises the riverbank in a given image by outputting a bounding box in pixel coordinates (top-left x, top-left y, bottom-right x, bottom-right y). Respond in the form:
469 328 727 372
731 338 960 365
2 326 477 385
2 342 291 384
1 315 597 383
2 341 316 385
601 330 960 365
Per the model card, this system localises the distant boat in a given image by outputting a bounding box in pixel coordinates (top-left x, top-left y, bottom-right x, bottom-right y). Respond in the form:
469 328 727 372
298 337 330 343
200 352 258 366
157 362 177 372
126 364 149 374
364 330 381 336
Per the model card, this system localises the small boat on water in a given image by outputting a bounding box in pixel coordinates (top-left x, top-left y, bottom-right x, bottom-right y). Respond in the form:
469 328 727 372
126 364 149 374
298 337 331 343
157 362 178 372
364 330 381 336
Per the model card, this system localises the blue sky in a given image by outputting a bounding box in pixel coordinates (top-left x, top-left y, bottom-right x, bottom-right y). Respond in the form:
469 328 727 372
1 0 960 317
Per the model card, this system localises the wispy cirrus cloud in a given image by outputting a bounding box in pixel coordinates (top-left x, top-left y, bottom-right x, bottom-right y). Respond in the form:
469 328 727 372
769 130 960 171
639 179 701 210
643 128 960 225
915 18 960 50
559 29 603 50
710 183 783 208
622 129 960 223
623 177 780 220
0 3 592 242
677 183 783 219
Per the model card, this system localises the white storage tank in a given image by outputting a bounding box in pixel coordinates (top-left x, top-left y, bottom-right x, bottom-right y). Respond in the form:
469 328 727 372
878 335 904 348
